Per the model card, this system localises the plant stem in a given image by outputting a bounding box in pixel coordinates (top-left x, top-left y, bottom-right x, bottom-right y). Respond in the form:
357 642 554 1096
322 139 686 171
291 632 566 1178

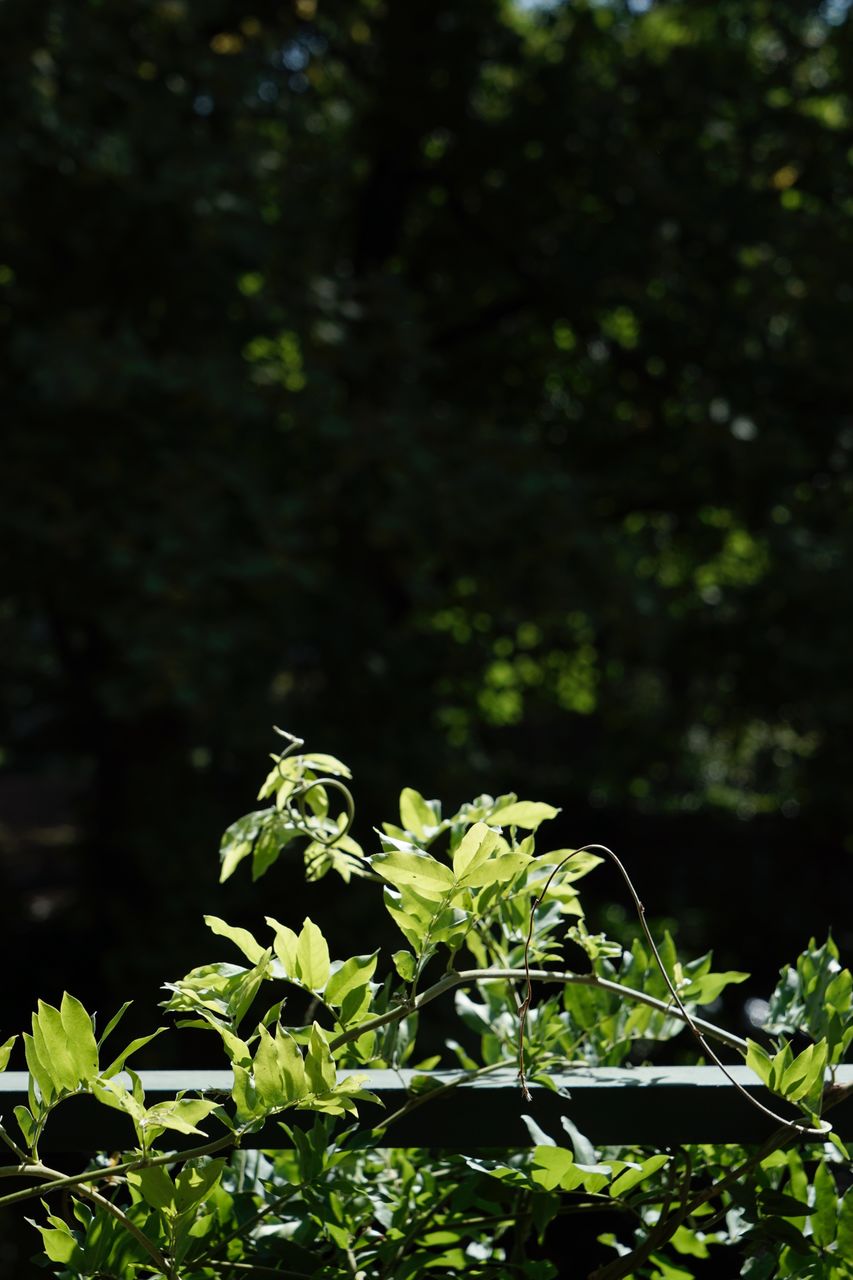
0 1130 237 1210
372 1061 507 1136
77 1181 174 1278
330 966 748 1055
519 843 829 1138
0 1121 30 1163
2 1160 172 1277
219 1265 312 1278
378 1183 457 1280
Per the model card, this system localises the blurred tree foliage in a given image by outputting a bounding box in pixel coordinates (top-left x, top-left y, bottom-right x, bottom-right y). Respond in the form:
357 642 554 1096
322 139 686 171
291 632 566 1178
1 0 853 1018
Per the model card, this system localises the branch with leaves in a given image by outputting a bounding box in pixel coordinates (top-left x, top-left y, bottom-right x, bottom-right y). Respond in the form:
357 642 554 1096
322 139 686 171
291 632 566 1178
0 732 850 1279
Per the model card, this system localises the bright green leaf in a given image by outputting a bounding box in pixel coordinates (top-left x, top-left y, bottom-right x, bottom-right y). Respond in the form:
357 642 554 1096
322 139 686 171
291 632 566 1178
682 971 749 1004
266 916 300 976
101 1027 167 1079
204 915 266 966
0 1034 15 1072
453 822 501 879
745 1039 773 1086
219 812 264 883
305 1023 336 1095
489 801 560 829
13 1105 34 1147
461 851 530 887
400 788 437 839
34 1001 78 1092
297 918 331 991
610 1154 669 1197
372 848 456 899
275 1027 308 1103
37 1223 78 1264
144 1098 217 1138
392 950 417 982
325 953 378 1007
60 993 99 1084
97 1001 132 1050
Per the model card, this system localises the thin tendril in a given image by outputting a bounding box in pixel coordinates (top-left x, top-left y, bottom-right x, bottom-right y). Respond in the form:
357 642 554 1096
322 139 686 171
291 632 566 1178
519 843 830 1138
291 777 355 847
271 733 356 848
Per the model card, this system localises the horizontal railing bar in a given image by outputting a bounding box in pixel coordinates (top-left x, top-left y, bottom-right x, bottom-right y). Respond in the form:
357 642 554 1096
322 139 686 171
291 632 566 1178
1 1067 850 1151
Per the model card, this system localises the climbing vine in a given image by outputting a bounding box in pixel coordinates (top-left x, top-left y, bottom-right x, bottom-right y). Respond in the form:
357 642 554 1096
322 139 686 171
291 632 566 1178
1 730 851 1278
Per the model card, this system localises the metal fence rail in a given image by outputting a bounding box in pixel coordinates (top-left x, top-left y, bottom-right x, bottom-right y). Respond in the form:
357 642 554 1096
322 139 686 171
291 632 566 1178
3 1067 852 1151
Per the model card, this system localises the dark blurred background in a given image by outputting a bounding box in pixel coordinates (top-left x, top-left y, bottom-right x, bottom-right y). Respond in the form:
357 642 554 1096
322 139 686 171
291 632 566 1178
2 0 853 1084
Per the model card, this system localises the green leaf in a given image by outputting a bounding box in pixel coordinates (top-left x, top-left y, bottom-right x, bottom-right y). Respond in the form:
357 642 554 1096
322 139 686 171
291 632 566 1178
828 1130 849 1161
231 1063 259 1124
13 1105 34 1147
339 983 372 1027
400 788 438 839
275 1027 308 1103
610 1154 669 1197
253 1025 285 1108
837 1185 853 1256
531 1145 575 1191
60 994 99 1084
810 1160 836 1248
302 752 352 779
92 1077 146 1133
143 1097 217 1138
251 1024 309 1111
229 951 274 1026
325 953 378 1007
531 1145 606 1192
372 848 456 899
383 886 432 949
646 1256 696 1279
453 822 501 879
0 1034 16 1072
204 915 266 966
36 1222 78 1264
174 1159 225 1214
297 918 331 990
560 1115 598 1165
670 1226 709 1259
745 1039 773 1086
34 1001 78 1092
97 1001 132 1049
305 1023 336 1095
780 1039 827 1109
266 916 300 976
101 1027 167 1079
253 822 298 880
682 971 749 1004
392 950 417 982
127 1165 176 1213
219 811 264 883
489 801 560 829
461 851 530 887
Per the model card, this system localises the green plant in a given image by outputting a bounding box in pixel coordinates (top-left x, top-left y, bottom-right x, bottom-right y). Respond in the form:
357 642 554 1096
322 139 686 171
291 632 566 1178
2 730 851 1279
